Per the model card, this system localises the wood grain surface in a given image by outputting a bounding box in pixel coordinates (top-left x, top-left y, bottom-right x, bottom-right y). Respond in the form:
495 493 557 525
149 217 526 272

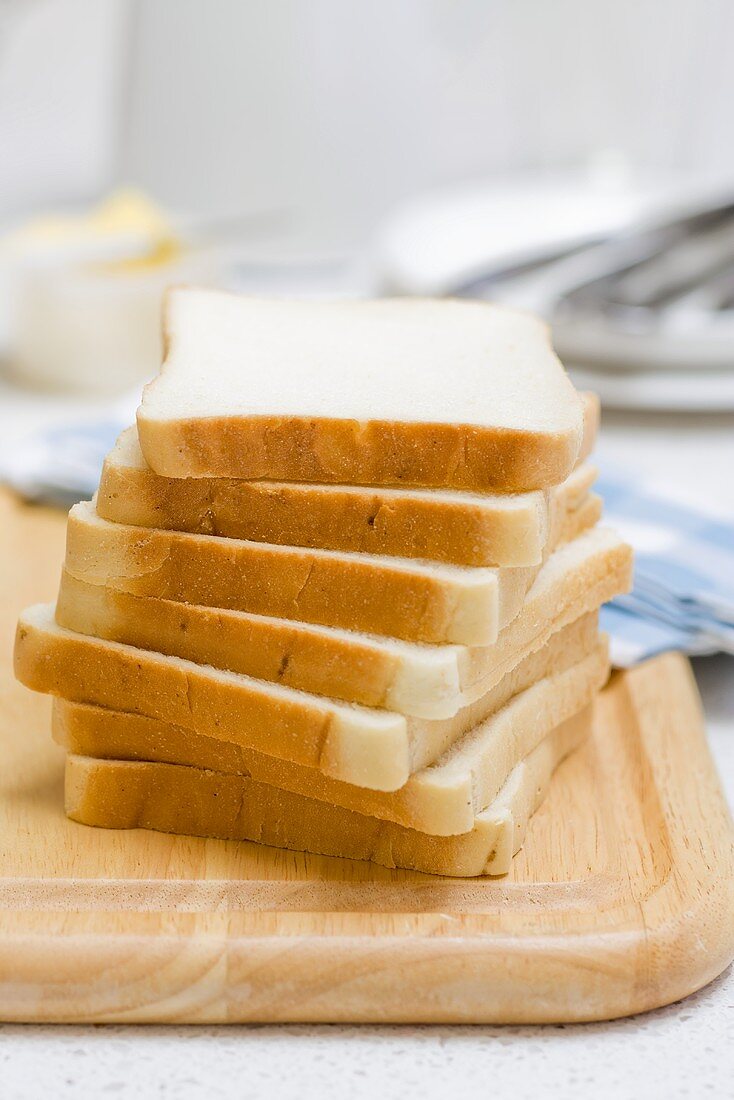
1 487 733 1024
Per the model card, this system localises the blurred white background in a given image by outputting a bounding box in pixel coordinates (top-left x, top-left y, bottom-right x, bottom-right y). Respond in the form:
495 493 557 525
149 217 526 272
2 0 734 247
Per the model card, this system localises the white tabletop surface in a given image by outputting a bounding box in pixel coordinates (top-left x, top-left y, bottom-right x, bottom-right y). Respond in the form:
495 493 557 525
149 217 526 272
0 385 732 1100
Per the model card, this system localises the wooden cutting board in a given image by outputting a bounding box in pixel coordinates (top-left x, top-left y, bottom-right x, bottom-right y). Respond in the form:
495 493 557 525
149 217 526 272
1 488 733 1024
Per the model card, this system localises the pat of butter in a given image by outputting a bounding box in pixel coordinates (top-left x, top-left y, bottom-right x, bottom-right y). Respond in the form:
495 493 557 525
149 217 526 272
5 188 182 272
1 189 220 393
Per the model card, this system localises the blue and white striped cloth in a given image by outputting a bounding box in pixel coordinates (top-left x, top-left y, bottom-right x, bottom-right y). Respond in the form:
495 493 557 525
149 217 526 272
597 477 734 665
0 418 128 507
2 417 732 667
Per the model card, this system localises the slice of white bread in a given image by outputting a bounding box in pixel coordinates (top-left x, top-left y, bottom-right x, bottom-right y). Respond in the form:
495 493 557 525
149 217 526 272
137 291 585 491
64 707 591 877
15 605 600 793
63 485 600 648
56 526 632 719
99 393 598 568
53 638 607 836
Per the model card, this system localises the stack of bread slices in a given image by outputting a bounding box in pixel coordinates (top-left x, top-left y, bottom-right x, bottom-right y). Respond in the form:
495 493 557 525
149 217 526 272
14 290 632 876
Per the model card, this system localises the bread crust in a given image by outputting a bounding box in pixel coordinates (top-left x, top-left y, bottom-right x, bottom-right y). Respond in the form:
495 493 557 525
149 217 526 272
64 485 600 649
100 405 598 567
55 528 631 718
15 607 602 795
64 707 591 877
53 637 605 837
137 410 582 492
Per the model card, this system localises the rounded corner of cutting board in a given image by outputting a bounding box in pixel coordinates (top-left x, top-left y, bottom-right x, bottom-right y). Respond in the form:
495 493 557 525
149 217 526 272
617 871 734 1022
510 856 734 1025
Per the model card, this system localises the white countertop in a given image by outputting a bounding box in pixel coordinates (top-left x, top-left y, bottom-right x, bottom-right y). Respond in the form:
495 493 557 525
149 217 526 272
0 390 732 1100
0 968 731 1100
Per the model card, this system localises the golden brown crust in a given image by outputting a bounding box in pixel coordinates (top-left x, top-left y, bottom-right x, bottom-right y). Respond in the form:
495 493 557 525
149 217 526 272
65 483 599 648
136 411 581 491
13 610 406 791
64 505 512 646
108 395 599 567
15 607 603 796
56 516 626 721
56 571 400 709
63 708 590 877
97 452 545 568
52 628 603 836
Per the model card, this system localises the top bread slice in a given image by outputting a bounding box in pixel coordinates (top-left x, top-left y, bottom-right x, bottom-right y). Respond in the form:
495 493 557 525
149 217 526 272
137 290 584 491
